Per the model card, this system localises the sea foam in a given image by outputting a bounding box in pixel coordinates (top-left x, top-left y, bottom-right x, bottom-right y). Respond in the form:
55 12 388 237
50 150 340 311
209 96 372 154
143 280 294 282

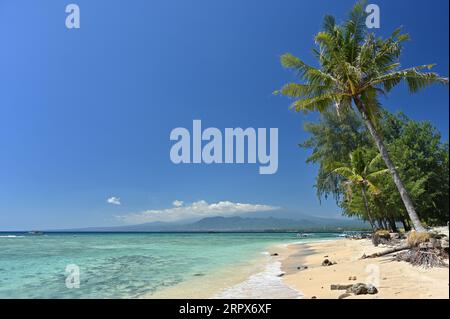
213 260 302 299
0 235 24 238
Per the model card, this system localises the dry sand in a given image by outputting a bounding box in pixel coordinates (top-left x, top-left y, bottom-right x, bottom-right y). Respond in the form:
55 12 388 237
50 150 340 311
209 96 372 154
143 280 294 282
276 238 449 299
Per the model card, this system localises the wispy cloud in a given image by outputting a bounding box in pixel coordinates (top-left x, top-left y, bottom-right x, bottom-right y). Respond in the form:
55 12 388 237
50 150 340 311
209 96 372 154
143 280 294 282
107 196 121 205
116 200 279 224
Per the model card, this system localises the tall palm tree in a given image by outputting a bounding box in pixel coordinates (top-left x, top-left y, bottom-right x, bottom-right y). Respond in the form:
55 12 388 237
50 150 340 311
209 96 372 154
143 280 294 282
276 1 448 232
331 150 389 230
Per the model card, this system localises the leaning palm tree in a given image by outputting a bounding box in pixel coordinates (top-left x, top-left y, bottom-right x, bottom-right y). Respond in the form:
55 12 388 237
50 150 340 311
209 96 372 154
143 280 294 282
276 1 448 231
331 150 389 230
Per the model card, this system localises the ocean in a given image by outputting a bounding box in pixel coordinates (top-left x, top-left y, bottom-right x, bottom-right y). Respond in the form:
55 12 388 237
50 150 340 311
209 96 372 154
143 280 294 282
0 232 341 298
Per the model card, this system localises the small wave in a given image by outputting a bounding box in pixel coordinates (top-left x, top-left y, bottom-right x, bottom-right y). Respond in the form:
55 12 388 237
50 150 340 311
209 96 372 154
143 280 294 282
0 235 24 238
213 261 302 299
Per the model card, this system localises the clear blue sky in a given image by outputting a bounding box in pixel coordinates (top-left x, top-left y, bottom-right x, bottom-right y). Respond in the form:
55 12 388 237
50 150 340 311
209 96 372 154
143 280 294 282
0 0 448 230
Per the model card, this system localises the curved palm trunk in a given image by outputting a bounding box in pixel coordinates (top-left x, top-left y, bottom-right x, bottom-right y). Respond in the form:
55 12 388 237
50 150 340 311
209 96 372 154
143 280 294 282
353 96 426 232
360 186 375 230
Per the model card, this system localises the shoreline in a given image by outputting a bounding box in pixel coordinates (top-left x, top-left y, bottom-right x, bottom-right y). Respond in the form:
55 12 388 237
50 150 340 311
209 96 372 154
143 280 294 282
143 235 449 299
144 246 275 299
145 238 336 299
144 239 307 299
280 238 449 299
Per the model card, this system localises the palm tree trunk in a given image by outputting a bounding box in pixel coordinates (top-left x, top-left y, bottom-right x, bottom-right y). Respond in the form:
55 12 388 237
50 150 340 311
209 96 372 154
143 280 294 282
353 96 425 232
360 186 375 230
388 216 398 233
361 244 410 259
402 218 412 232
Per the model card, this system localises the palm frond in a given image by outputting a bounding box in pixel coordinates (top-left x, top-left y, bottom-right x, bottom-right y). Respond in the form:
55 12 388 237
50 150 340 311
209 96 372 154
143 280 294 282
367 168 390 179
369 65 449 93
290 92 346 112
274 83 329 99
323 15 336 34
280 53 314 79
365 153 382 174
366 180 381 195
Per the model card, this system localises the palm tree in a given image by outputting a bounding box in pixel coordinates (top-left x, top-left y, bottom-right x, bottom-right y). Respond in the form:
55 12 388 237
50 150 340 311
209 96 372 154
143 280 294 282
331 150 389 230
276 1 448 232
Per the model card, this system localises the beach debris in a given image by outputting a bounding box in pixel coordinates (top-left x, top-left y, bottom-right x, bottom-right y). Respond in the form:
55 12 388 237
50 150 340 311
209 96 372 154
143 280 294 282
407 231 430 247
271 253 279 256
321 259 336 266
331 284 353 290
363 231 449 268
396 248 448 268
372 229 391 247
344 232 372 240
361 244 410 259
348 276 357 281
442 237 449 250
297 266 308 270
331 283 378 295
338 293 352 299
277 273 285 277
391 232 406 240
311 296 317 299
350 283 378 295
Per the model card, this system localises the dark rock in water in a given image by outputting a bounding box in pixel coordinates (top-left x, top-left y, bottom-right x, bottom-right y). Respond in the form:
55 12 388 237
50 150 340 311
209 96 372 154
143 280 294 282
271 253 279 256
193 273 205 277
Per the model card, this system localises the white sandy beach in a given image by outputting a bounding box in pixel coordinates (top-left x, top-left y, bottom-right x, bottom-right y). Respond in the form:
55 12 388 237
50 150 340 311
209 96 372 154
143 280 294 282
144 236 449 299
278 238 449 299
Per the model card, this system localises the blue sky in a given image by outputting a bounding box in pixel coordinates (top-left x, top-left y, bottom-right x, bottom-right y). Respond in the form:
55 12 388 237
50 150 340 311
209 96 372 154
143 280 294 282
0 0 448 230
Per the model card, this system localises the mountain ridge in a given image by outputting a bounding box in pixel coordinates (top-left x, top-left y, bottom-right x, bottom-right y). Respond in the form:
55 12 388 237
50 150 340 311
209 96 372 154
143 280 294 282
61 215 369 232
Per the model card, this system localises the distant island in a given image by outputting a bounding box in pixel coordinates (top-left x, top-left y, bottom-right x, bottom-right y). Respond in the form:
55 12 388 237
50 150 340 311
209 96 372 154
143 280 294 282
55 215 369 233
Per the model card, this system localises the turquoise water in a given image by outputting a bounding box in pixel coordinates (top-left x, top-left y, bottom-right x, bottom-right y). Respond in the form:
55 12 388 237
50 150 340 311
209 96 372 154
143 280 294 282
0 232 340 298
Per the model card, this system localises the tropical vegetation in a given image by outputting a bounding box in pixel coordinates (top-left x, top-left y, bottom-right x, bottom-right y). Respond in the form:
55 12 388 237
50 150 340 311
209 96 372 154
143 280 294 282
276 1 448 231
300 109 449 231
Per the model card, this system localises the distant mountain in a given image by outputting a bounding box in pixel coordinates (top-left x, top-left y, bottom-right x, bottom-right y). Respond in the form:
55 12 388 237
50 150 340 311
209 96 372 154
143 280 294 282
63 215 368 232
183 216 314 231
